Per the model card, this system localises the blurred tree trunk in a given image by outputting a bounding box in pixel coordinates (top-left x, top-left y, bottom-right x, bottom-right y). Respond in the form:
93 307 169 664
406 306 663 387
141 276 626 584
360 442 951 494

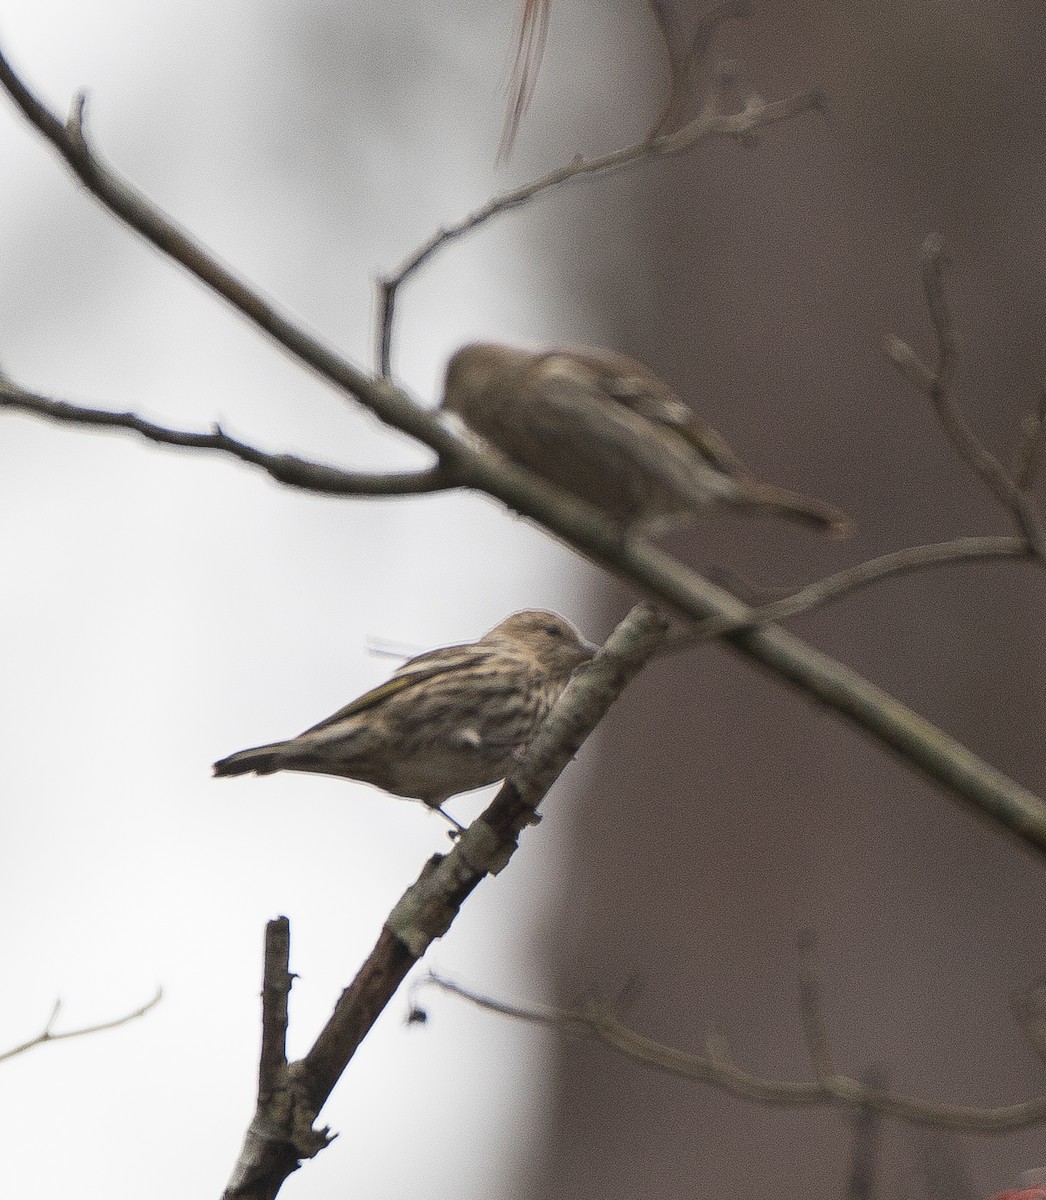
525 4 1046 1197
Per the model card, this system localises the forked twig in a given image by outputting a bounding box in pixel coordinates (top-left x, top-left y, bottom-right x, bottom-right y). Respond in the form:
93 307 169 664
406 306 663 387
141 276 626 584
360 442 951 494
661 534 1035 649
377 0 819 377
884 233 1046 555
0 988 162 1064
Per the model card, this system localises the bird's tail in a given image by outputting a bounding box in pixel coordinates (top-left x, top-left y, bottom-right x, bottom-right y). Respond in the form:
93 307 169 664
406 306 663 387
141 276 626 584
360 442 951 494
740 482 854 538
212 742 288 777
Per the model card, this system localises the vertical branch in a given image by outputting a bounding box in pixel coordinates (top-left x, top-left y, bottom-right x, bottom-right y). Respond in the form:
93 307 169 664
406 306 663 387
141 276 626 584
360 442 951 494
796 931 836 1083
258 918 292 1095
846 1066 888 1200
649 0 754 137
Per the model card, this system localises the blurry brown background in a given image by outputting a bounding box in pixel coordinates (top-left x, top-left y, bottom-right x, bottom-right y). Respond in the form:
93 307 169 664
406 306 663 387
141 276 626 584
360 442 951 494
521 2 1046 1197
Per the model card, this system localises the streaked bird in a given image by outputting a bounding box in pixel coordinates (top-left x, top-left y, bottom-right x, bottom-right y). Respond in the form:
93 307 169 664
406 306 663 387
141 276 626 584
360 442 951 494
442 342 852 537
213 610 596 826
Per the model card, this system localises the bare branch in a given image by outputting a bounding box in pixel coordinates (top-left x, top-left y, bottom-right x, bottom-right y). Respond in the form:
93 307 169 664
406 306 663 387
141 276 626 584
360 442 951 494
886 234 1046 554
221 604 668 1199
797 931 836 1084
421 972 1046 1134
0 42 458 459
499 0 755 159
883 334 938 394
376 78 821 376
920 231 959 388
847 1066 889 1200
646 0 680 75
659 83 825 152
1012 977 1046 1065
258 918 292 1095
663 535 1033 645
0 379 453 497
224 919 328 1200
647 0 753 139
1013 386 1046 492
0 988 162 1064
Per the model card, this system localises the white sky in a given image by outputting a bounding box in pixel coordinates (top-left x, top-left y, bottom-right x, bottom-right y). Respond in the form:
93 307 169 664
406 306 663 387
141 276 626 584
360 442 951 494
0 1 611 1195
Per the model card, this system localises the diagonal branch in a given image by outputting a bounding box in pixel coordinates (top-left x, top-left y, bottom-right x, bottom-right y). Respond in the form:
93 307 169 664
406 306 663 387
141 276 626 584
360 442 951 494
1011 977 1046 1065
221 603 669 1200
662 535 1034 645
0 46 438 452
0 379 453 496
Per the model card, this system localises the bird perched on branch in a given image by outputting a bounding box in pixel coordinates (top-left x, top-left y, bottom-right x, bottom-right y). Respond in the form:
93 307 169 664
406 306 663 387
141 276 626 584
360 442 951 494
441 342 852 538
213 610 596 827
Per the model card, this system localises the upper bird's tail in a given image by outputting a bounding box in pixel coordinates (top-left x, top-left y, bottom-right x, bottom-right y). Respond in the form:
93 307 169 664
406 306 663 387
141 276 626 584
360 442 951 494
740 482 854 538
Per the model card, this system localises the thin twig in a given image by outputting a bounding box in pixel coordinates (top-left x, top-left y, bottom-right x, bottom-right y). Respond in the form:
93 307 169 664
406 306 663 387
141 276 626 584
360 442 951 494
661 535 1033 647
886 233 1046 555
646 0 753 139
1011 977 1046 1065
0 379 454 496
376 79 821 376
0 988 162 1064
796 931 835 1083
1013 386 1046 492
420 972 1046 1134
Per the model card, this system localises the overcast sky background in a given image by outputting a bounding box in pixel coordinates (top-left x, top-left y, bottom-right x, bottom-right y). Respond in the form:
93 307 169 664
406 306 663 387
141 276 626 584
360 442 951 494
0 1 628 1195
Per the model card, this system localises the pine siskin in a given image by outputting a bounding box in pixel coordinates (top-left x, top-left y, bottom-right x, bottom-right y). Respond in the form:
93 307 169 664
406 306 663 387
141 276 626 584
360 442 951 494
441 342 852 537
212 610 596 825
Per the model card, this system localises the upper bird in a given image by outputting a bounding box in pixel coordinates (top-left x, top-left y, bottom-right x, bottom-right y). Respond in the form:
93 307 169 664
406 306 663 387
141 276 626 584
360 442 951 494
441 342 852 538
212 610 596 826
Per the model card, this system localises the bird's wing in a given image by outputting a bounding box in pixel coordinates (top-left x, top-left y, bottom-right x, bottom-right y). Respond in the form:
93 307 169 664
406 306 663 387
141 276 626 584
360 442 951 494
299 645 495 735
546 348 753 481
667 415 752 481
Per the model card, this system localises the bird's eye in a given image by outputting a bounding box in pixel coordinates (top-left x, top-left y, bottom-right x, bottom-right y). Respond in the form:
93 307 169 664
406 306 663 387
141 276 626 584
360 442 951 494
543 623 563 638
